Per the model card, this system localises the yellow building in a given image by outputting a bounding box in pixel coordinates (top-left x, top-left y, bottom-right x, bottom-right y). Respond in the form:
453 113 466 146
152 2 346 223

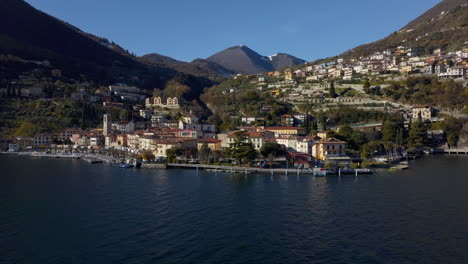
284 71 294 80
270 89 282 97
400 66 413 74
313 137 347 161
266 127 306 136
197 138 222 151
154 140 180 158
317 131 328 139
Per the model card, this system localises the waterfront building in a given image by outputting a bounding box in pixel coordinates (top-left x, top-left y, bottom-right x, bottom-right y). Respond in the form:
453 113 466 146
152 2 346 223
154 139 180 158
60 128 82 142
276 136 299 151
89 134 104 147
34 134 51 148
226 131 265 151
296 136 319 156
313 137 347 161
197 138 222 151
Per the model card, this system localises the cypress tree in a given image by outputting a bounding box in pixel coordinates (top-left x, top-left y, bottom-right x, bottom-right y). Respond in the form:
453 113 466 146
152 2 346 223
329 80 336 98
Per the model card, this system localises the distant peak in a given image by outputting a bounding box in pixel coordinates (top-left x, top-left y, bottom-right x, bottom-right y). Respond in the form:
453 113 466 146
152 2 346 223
267 54 278 61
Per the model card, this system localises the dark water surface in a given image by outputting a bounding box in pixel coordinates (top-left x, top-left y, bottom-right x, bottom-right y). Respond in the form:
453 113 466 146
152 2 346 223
0 155 467 264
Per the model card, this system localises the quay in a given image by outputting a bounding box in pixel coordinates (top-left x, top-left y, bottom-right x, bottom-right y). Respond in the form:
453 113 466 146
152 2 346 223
167 163 372 176
3 151 117 164
433 148 468 155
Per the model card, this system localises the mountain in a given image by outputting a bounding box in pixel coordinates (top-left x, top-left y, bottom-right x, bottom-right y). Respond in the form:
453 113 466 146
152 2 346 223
342 0 468 58
0 0 225 94
140 53 235 80
0 0 167 84
268 53 308 71
206 45 306 74
141 53 186 67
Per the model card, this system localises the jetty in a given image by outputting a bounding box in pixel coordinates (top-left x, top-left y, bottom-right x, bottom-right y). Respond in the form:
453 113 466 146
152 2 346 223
167 163 372 176
434 148 468 155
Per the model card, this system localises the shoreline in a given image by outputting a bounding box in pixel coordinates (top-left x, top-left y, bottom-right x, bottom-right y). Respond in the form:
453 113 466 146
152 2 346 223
1 151 116 163
2 150 466 175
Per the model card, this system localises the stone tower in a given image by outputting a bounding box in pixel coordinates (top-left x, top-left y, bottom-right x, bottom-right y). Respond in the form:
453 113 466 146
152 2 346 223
103 114 112 135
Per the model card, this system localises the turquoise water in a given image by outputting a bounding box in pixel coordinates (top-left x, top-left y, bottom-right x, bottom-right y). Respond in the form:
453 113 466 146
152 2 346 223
0 155 467 263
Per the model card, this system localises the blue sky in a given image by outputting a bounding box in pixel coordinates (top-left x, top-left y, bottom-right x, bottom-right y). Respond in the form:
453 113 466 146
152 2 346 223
26 0 441 62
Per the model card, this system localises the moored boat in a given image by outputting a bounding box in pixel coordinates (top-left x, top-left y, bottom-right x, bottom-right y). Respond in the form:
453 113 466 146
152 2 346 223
119 163 134 168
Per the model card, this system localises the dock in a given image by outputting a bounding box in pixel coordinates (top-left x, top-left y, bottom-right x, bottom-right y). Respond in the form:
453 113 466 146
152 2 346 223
167 163 372 176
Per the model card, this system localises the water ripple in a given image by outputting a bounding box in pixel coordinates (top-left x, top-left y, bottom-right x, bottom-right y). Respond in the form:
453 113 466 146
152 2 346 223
0 155 467 264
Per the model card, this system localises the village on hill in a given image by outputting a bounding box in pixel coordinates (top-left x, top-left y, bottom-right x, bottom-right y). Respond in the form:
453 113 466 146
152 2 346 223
2 45 467 169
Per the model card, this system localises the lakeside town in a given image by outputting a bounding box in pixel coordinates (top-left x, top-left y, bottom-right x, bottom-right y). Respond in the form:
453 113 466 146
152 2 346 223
1 44 468 172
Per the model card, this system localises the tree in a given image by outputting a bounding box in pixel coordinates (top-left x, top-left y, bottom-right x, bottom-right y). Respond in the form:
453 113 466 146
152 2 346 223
329 80 336 98
166 147 182 163
381 116 405 144
223 131 258 165
440 117 463 147
324 162 334 169
408 120 427 147
140 151 155 162
198 142 211 164
119 109 128 121
260 142 286 168
363 80 371 94
350 130 367 150
337 125 353 141
381 119 397 142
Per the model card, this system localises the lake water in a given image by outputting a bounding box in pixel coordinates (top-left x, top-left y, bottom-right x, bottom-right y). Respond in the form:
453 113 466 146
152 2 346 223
0 155 467 264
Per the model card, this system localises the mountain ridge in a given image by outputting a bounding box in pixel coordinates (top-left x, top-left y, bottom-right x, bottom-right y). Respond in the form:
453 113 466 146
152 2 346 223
341 0 467 58
205 45 306 74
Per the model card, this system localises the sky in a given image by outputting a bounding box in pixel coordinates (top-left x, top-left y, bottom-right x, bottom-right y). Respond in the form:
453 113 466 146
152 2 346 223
26 0 441 62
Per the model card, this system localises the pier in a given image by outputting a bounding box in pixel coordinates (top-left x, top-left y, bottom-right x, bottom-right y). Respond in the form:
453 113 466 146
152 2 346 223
436 148 468 155
167 163 372 176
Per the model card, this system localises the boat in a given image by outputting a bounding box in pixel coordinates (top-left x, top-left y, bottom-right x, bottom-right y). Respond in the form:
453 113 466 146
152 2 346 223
313 168 328 177
119 163 134 168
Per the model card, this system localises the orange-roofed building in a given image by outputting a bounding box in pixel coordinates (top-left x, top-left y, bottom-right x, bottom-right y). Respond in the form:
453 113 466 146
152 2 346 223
313 137 347 161
197 138 222 151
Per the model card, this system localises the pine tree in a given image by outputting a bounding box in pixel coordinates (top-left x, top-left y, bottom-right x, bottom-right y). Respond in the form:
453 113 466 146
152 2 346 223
329 81 336 98
408 120 427 147
363 80 371 94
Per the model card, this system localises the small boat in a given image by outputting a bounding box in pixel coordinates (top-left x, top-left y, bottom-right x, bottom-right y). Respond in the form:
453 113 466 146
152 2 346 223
119 163 134 168
313 168 327 177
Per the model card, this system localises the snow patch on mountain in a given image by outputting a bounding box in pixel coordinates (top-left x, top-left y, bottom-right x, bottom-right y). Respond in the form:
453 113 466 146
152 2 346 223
267 54 279 61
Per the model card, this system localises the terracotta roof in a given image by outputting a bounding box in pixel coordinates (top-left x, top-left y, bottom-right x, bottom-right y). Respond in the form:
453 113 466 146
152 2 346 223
316 137 346 144
412 105 431 108
248 132 263 138
197 138 221 143
155 139 178 144
266 127 305 131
